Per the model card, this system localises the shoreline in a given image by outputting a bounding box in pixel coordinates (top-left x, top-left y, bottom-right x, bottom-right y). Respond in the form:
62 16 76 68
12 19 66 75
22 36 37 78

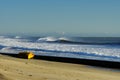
1 52 120 69
0 54 120 80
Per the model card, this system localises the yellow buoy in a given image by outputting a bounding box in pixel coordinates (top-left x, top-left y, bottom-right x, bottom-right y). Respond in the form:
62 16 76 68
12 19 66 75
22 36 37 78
18 51 34 59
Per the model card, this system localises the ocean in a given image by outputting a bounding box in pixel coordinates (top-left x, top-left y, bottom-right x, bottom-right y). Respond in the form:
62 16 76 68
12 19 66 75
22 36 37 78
0 34 120 62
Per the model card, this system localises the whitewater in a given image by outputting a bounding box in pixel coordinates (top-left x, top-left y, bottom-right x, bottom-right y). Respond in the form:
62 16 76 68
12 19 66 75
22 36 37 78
0 35 120 62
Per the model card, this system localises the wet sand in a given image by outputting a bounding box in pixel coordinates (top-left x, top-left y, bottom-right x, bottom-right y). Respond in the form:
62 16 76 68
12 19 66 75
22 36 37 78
0 54 120 80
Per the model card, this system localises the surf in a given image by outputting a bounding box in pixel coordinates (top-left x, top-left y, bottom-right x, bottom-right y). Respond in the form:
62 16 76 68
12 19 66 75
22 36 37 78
0 35 120 62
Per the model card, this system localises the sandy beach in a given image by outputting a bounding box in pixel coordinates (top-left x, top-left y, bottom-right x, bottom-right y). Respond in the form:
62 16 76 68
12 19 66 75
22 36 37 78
0 54 120 80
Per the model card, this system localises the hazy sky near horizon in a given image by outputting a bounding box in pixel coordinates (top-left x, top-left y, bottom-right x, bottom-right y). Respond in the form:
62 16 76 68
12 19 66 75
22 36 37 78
0 0 120 36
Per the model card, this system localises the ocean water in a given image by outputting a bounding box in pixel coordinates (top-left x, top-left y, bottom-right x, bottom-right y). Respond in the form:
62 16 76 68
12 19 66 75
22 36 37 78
0 35 120 62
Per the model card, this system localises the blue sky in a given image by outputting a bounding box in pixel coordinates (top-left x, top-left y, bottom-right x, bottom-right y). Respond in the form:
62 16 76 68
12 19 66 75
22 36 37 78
0 0 120 36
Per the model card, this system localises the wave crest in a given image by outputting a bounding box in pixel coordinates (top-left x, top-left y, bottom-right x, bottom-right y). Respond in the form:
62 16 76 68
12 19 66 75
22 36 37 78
37 36 120 44
37 37 57 42
37 36 70 42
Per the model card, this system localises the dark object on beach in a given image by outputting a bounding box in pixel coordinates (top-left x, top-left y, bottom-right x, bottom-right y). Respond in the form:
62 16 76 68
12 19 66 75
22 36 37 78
28 74 32 76
18 51 34 59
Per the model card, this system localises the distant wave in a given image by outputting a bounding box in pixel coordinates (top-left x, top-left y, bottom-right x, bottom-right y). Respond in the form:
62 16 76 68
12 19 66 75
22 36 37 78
37 36 58 42
14 36 21 39
37 37 70 42
1 35 120 45
37 36 120 45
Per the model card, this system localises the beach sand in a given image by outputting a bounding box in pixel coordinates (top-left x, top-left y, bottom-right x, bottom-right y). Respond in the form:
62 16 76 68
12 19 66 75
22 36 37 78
0 54 120 80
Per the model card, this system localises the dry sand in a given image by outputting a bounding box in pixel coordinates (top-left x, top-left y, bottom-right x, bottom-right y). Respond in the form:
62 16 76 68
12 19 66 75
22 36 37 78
0 54 120 80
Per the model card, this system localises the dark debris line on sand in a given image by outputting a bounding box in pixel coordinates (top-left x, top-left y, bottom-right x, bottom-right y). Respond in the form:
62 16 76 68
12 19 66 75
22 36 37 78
1 53 120 69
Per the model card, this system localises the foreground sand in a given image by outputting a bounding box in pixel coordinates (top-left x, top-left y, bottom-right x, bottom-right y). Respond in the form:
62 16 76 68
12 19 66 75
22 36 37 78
0 54 120 80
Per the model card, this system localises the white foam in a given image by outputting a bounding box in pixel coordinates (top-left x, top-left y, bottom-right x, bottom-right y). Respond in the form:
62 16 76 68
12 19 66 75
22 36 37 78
0 37 120 58
15 36 21 39
37 36 57 42
37 36 71 42
59 37 69 41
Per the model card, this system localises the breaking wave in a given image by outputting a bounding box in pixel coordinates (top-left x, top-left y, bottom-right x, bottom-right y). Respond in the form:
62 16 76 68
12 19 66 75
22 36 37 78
37 36 120 45
0 35 120 62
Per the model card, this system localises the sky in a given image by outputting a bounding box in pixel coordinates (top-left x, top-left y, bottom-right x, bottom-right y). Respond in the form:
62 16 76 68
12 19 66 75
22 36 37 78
0 0 120 36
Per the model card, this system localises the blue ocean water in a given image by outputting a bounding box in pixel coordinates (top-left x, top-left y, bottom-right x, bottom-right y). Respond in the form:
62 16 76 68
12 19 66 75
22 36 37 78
0 35 120 62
